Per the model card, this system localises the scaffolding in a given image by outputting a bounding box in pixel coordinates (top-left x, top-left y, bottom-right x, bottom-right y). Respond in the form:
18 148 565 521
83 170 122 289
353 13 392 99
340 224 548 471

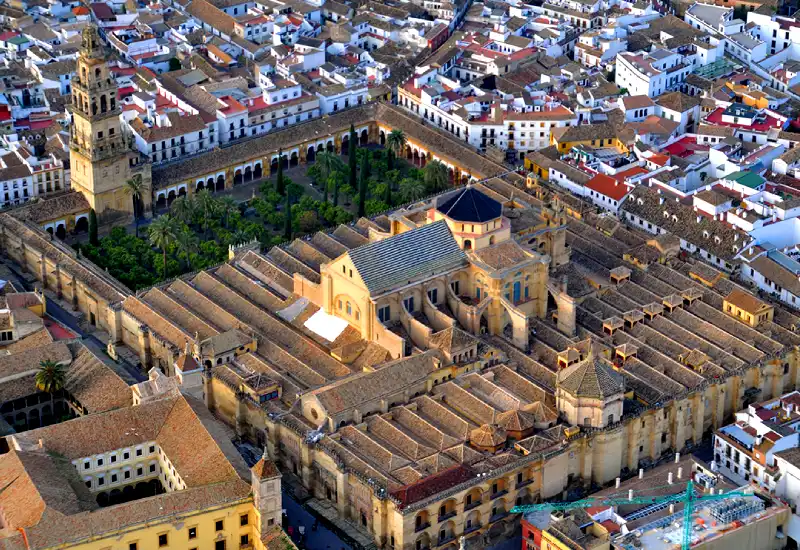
707 497 765 524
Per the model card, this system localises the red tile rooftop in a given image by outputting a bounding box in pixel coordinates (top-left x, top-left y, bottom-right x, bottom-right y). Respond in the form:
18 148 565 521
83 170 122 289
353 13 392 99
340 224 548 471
0 31 20 41
782 393 800 407
218 96 247 115
585 173 630 201
131 51 158 60
664 136 710 158
117 86 135 98
601 520 621 534
647 153 670 166
613 166 649 182
111 66 136 76
756 407 777 421
704 107 783 132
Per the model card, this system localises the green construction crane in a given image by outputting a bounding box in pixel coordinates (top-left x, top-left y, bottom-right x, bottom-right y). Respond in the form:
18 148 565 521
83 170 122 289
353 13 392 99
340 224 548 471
511 480 752 550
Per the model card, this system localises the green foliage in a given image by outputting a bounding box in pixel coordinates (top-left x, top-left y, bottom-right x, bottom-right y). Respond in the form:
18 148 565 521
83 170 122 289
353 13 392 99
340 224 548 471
358 150 370 217
387 129 407 156
79 191 266 290
365 199 390 216
88 209 98 246
277 150 285 196
283 191 292 240
35 359 66 395
348 125 357 199
423 160 449 193
168 57 182 71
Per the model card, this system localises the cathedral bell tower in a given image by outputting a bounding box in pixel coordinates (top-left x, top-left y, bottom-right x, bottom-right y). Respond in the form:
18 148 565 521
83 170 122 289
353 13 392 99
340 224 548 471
69 25 151 223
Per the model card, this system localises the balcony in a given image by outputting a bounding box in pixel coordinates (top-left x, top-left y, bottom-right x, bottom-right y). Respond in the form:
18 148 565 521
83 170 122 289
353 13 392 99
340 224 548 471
516 478 533 489
435 534 456 547
438 511 457 523
464 524 481 535
415 522 431 533
490 490 508 500
489 510 510 523
464 500 482 511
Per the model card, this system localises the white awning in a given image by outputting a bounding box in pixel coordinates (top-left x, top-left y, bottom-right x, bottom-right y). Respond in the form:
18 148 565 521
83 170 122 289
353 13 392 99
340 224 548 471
303 308 348 342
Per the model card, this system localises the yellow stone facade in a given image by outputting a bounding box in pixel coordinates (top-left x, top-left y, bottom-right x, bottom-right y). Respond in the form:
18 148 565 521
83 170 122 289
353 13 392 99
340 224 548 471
69 26 151 224
2 95 800 550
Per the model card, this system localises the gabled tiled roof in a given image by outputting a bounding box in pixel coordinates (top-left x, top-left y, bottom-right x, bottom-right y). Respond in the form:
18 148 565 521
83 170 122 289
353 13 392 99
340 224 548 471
348 221 467 295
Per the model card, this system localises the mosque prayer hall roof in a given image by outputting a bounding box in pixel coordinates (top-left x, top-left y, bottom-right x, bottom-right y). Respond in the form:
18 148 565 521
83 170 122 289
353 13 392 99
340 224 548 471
436 186 503 223
348 220 467 295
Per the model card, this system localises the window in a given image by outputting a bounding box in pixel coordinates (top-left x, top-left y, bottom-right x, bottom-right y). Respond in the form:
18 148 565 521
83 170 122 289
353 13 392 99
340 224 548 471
123 451 130 460
110 455 117 463
137 467 143 476
216 520 224 531
240 513 249 526
158 534 168 547
149 464 156 473
124 470 131 480
111 473 118 483
97 458 104 466
149 446 155 454
215 542 226 550
129 544 138 550
189 527 197 539
241 535 249 546
378 305 390 323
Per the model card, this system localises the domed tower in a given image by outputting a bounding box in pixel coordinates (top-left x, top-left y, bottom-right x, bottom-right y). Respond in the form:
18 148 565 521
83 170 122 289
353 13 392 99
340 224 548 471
430 186 509 251
69 25 151 223
556 347 624 429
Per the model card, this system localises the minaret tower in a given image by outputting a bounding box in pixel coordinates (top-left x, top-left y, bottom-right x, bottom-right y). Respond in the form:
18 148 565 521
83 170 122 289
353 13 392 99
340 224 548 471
69 25 151 222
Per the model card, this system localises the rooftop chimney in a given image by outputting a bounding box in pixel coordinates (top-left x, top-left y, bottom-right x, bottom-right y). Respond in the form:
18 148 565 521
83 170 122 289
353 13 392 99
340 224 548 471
616 478 621 488
639 469 644 479
675 453 680 463
677 467 683 479
668 472 674 484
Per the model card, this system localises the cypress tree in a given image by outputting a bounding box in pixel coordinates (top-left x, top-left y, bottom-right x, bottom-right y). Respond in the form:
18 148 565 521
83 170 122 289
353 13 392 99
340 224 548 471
283 190 291 240
276 149 285 195
348 125 357 198
358 151 370 218
88 209 98 245
383 179 391 206
333 174 340 207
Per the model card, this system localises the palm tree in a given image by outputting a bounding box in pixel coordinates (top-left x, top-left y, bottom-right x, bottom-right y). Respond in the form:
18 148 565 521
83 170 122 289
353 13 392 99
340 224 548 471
149 215 178 278
231 229 250 246
174 225 198 271
35 359 66 421
423 160 449 193
218 196 238 228
387 129 407 157
195 189 215 237
170 195 195 225
399 178 426 202
123 174 145 237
